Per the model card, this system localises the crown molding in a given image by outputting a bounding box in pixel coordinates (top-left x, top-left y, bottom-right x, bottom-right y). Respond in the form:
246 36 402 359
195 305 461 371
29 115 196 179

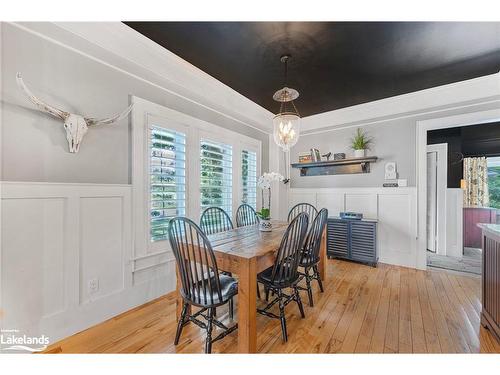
301 71 500 133
12 22 274 134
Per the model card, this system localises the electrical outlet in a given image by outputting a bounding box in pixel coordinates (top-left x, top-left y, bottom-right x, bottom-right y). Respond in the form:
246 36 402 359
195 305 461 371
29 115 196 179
88 278 99 294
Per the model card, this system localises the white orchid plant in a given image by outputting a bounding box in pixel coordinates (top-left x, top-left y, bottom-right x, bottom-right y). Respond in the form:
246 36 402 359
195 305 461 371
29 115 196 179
256 172 284 220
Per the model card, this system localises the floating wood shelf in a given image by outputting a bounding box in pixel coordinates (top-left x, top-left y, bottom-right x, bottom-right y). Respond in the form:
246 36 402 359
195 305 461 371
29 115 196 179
291 156 378 176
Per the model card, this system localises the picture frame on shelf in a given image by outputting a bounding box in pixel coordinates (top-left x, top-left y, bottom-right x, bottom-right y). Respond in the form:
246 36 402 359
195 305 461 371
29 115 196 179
310 148 321 162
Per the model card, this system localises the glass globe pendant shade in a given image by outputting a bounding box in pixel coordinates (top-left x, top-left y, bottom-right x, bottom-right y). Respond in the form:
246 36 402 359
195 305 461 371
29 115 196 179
273 112 300 152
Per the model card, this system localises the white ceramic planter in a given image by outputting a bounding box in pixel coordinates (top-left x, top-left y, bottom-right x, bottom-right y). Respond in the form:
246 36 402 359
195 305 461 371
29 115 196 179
354 149 366 158
259 219 272 232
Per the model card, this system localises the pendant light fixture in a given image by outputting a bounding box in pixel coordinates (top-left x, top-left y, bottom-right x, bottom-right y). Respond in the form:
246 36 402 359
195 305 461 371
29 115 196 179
272 55 301 152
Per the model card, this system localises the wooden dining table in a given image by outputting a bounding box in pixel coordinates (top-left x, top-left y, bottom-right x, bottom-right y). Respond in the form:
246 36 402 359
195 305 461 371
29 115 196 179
175 221 327 353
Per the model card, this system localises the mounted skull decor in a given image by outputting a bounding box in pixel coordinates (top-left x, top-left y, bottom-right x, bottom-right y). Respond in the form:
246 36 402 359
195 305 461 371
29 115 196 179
16 73 133 153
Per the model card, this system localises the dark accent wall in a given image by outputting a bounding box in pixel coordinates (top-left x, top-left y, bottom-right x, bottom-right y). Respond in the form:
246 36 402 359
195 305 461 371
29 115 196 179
427 122 500 188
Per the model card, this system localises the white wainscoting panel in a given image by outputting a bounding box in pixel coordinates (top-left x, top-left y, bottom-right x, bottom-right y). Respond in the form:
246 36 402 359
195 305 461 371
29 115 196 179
0 182 174 345
289 191 317 211
2 197 66 324
345 193 378 219
377 192 417 267
289 187 418 268
316 192 344 217
79 196 127 305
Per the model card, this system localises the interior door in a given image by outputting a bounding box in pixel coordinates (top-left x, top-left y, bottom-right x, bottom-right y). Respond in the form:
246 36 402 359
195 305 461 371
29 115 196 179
427 151 437 252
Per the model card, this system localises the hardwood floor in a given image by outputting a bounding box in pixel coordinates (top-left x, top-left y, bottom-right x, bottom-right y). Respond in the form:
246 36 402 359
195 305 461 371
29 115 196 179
44 260 500 354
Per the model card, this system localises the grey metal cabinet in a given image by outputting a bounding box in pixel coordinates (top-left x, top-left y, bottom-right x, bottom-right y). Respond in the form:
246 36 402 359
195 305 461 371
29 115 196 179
327 217 378 267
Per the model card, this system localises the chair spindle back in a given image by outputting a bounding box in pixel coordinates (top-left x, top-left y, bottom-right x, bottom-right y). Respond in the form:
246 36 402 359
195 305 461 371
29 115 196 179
236 204 259 227
301 208 328 265
168 217 223 306
200 207 234 235
287 203 318 226
270 212 309 284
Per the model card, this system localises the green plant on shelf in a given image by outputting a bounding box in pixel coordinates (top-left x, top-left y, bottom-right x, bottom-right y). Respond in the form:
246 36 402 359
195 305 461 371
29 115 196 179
350 128 373 150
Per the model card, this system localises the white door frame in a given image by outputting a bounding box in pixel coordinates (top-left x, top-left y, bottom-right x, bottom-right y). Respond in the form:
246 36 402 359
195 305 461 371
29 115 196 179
427 143 448 255
426 150 438 253
416 108 500 269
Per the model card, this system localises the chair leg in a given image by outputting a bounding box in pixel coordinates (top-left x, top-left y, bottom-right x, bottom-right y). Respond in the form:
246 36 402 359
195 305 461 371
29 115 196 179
277 290 288 342
293 286 306 319
313 265 324 292
205 308 214 354
305 268 314 307
174 302 189 345
229 297 234 320
265 286 270 302
256 282 261 299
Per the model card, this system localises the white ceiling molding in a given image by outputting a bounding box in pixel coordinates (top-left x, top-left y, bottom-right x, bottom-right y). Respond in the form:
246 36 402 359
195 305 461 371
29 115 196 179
14 22 274 134
301 71 500 134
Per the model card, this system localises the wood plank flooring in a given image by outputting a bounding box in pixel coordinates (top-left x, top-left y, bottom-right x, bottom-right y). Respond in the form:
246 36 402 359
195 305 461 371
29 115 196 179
44 260 500 354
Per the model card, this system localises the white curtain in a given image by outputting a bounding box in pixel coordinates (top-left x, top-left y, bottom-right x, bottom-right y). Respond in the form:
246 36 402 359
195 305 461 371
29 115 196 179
463 157 489 207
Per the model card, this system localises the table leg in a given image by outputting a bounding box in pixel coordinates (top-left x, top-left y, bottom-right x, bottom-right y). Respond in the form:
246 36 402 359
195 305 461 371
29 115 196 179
318 226 327 281
237 258 257 353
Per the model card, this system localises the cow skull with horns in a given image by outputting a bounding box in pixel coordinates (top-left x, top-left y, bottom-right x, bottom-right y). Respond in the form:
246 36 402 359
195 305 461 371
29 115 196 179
16 73 133 153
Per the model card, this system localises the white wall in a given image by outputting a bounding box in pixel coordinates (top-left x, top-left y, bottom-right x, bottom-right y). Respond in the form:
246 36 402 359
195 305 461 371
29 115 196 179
291 118 417 187
0 22 271 183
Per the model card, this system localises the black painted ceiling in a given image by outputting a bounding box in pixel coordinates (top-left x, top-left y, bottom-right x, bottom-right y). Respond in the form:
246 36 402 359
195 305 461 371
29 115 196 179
124 22 500 117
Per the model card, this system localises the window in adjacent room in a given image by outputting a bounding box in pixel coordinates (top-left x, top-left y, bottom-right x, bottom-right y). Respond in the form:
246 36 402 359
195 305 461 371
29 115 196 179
487 156 500 209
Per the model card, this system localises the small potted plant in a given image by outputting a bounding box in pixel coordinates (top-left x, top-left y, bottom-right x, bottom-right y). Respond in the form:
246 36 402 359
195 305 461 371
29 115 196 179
256 172 284 232
350 128 373 158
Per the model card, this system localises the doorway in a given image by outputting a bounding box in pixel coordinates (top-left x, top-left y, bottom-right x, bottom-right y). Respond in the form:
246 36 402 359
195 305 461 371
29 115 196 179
417 108 500 271
421 118 500 274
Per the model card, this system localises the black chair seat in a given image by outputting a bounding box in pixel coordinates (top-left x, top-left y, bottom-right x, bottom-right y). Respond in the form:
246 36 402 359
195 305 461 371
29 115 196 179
258 266 300 288
184 274 238 306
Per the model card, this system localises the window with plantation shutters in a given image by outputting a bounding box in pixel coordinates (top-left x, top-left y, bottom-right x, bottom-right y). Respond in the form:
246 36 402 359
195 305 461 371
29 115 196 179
200 139 233 215
241 149 257 209
150 126 186 242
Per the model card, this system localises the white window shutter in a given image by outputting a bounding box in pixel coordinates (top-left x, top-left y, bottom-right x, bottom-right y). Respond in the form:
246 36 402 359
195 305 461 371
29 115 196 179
200 139 233 215
150 126 187 242
241 149 258 209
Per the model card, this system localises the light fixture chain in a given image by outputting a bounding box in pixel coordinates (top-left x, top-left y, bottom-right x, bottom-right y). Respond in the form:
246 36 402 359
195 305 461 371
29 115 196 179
291 100 300 117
